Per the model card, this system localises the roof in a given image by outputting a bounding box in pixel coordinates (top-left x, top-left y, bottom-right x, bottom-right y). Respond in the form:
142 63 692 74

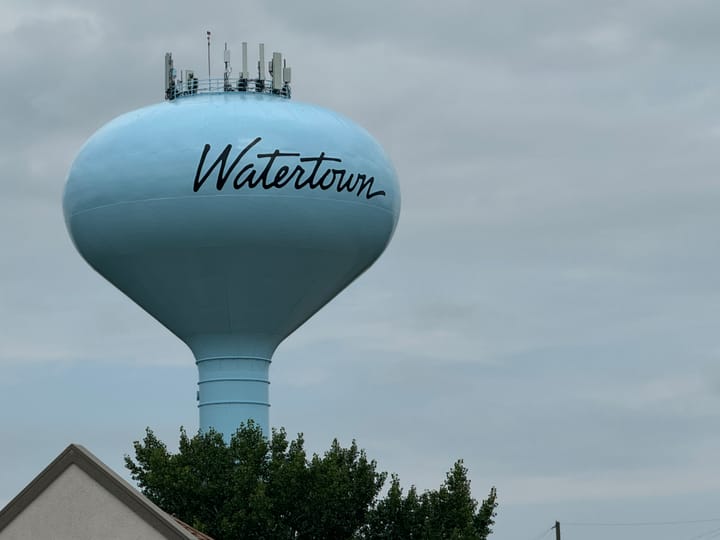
173 517 216 540
0 444 213 540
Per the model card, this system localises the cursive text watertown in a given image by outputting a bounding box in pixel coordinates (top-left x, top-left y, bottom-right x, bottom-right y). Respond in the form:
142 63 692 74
193 137 386 199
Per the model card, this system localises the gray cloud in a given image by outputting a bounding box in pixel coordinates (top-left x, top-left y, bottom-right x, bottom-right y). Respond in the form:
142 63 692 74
3 2 720 539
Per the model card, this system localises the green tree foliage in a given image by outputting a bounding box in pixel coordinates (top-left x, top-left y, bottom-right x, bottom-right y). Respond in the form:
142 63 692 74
125 424 496 540
361 462 497 540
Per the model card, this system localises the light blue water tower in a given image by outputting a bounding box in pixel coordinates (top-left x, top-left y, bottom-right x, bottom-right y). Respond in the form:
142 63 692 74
63 41 401 438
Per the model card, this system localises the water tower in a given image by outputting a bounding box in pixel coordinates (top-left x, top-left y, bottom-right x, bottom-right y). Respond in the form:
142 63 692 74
63 41 401 437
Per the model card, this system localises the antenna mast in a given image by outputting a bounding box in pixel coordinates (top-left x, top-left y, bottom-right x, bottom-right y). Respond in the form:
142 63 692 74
224 42 231 90
206 31 211 81
257 43 265 92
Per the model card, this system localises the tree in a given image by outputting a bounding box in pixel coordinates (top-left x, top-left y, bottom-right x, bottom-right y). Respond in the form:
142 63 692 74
361 461 497 540
125 424 496 540
474 486 498 539
362 475 422 539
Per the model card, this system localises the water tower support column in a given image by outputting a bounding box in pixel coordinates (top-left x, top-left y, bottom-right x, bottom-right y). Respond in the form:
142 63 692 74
196 355 270 438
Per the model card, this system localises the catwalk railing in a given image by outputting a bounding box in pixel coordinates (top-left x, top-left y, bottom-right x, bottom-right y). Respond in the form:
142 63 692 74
166 77 291 100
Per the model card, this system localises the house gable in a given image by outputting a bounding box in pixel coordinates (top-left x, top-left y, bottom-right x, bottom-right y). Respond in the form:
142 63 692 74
0 444 197 540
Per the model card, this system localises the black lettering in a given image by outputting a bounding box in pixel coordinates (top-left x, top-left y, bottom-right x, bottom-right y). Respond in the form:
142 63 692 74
193 137 262 192
286 165 305 186
318 169 335 190
272 165 291 188
192 140 387 199
233 164 257 189
256 150 301 188
300 153 342 188
355 174 386 199
336 171 357 193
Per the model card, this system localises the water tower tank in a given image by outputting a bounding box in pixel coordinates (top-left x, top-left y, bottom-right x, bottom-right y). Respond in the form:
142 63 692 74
63 44 400 437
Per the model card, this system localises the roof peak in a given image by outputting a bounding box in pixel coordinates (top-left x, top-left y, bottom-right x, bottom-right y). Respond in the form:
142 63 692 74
0 443 210 540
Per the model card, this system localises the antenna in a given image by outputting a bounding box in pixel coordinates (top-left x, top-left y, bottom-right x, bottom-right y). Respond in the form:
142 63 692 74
258 43 265 80
185 70 197 94
224 42 231 90
164 52 175 99
282 58 291 98
271 52 282 91
241 42 248 79
224 43 231 71
283 58 291 84
206 31 211 81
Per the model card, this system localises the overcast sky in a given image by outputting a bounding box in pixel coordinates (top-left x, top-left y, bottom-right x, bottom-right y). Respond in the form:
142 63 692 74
3 1 720 539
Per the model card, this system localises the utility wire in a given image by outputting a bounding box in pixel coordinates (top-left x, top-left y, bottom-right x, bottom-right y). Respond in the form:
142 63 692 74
701 527 720 540
563 517 720 527
528 525 555 540
686 525 720 540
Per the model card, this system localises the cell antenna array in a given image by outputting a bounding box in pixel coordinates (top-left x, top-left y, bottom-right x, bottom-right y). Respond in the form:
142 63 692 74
165 36 292 100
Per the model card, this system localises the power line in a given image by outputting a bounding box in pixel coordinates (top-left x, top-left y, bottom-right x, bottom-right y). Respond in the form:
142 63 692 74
686 525 720 540
528 525 555 540
563 517 720 527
